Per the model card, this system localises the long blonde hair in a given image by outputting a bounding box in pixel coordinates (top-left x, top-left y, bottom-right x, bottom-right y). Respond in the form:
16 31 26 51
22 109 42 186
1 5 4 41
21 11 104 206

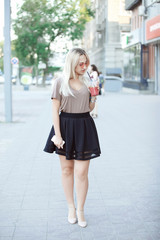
60 48 90 96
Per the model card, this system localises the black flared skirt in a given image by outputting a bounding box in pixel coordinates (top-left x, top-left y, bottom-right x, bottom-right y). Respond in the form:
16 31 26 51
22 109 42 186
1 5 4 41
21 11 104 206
43 112 101 160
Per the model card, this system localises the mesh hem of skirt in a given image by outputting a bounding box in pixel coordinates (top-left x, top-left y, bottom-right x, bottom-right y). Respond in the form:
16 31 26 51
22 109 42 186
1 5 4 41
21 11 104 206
55 148 101 160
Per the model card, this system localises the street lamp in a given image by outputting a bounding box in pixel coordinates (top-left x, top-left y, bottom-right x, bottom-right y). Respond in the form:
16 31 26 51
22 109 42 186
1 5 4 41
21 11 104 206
4 0 12 122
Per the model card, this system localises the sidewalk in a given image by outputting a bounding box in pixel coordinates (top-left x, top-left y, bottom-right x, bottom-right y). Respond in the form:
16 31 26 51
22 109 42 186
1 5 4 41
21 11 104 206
0 85 160 240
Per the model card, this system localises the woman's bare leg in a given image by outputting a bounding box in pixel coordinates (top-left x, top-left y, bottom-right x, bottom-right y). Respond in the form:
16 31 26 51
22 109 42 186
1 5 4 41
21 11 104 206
74 160 90 221
59 155 76 219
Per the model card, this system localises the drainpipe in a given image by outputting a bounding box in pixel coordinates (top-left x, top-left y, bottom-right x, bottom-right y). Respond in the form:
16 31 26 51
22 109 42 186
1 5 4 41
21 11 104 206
155 44 158 94
141 0 148 88
141 0 145 45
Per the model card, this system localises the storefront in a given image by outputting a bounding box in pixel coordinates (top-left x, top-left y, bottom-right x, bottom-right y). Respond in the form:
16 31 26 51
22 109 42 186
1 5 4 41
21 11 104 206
124 43 141 82
123 43 151 90
146 15 160 95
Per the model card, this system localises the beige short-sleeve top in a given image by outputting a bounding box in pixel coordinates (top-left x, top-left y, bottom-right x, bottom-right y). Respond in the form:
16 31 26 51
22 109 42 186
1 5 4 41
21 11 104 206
51 77 90 113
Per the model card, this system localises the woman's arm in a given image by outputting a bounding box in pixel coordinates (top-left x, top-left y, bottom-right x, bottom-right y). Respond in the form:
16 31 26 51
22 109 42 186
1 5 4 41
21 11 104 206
52 99 63 149
89 96 97 112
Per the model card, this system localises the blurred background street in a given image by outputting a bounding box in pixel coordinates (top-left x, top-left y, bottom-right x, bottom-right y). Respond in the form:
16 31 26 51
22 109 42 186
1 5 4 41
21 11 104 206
0 85 160 240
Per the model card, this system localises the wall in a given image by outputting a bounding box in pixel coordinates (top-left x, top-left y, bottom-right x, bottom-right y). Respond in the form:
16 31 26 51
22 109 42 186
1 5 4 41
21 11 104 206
83 0 131 75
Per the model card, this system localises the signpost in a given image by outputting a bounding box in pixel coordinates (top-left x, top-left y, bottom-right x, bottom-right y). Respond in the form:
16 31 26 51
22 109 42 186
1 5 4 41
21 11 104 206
11 57 19 65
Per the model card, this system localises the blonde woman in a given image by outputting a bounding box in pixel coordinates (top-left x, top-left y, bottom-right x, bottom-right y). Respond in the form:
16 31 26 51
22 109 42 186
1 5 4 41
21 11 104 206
44 48 101 228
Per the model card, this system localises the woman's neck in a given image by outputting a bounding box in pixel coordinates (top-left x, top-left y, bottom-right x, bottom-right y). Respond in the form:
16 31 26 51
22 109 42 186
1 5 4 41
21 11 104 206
75 74 79 80
71 75 80 82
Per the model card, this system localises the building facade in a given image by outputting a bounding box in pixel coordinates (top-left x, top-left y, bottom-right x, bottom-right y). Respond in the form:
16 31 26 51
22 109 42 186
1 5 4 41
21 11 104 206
82 0 131 76
124 0 160 94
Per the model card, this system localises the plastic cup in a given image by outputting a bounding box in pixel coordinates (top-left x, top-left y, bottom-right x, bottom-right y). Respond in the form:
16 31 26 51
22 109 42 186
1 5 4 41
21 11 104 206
89 86 99 96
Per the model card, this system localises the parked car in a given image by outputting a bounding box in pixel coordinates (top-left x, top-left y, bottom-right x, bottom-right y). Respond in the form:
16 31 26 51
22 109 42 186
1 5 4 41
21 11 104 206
0 75 18 84
32 76 43 85
104 75 123 92
45 75 53 85
11 76 17 84
104 76 124 81
32 75 53 85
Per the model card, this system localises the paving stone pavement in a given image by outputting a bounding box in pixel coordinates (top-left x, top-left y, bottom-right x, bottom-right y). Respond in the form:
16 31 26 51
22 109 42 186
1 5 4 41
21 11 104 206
0 85 160 240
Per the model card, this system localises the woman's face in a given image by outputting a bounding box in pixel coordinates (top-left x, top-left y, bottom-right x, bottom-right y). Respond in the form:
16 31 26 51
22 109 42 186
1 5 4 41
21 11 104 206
75 55 88 76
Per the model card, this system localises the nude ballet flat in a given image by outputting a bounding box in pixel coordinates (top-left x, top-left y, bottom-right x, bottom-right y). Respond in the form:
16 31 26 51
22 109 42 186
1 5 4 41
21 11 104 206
76 210 87 228
68 207 77 224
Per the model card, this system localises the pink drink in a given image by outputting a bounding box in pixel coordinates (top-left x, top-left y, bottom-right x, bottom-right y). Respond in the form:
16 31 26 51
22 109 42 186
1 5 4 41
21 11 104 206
87 71 99 96
89 86 99 96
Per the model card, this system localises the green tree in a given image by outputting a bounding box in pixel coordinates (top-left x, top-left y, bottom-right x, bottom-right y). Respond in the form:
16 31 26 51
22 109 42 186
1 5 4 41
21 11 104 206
0 41 3 72
13 0 94 85
0 41 17 73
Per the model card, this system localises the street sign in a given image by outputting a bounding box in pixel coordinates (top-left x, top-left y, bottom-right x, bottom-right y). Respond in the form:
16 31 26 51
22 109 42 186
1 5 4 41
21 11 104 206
146 15 160 41
20 67 32 85
11 57 19 65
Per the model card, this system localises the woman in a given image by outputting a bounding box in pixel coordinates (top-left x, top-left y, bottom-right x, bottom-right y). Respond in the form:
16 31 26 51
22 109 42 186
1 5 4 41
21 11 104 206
90 64 99 118
44 48 101 228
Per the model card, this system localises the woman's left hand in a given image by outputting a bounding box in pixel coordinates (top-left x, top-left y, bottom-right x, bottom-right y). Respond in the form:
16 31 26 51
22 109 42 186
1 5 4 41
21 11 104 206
90 96 97 103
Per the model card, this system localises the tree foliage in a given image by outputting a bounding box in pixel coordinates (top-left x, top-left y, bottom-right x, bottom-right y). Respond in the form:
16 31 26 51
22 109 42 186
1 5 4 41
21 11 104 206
0 41 17 73
13 0 94 82
0 41 4 72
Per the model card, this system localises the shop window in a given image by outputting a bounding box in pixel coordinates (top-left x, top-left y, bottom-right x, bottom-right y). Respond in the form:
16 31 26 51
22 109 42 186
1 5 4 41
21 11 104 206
124 44 141 81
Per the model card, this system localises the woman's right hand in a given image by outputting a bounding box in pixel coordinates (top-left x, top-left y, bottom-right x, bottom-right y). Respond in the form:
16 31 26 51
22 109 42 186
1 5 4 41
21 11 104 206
53 135 64 149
